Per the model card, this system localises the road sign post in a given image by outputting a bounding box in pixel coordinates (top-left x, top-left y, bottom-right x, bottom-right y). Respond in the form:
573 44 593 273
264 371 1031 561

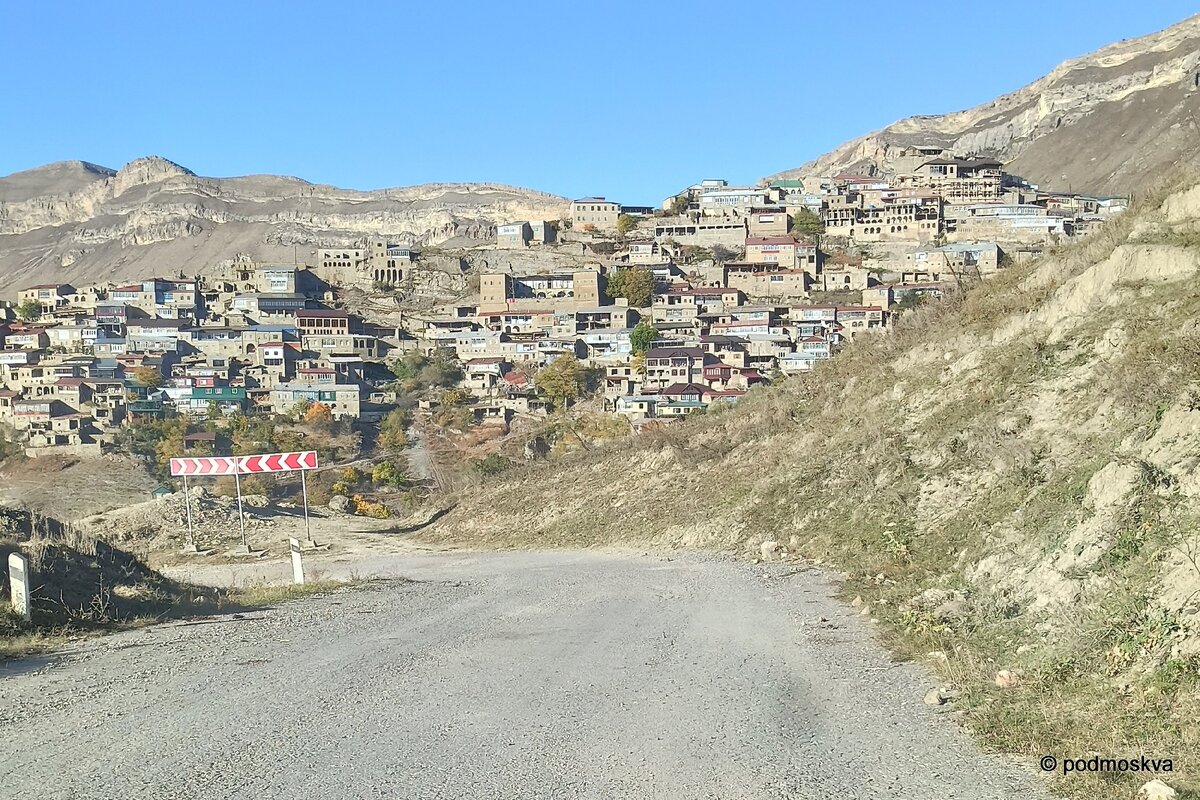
233 470 248 551
300 468 315 549
181 473 197 553
8 552 31 622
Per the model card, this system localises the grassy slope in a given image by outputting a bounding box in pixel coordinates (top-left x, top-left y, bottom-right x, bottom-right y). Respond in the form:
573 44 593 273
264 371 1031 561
425 176 1200 799
0 506 346 659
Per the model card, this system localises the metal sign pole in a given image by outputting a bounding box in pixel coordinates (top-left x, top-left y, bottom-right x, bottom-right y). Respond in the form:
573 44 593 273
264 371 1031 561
300 468 312 546
234 470 248 548
182 473 196 550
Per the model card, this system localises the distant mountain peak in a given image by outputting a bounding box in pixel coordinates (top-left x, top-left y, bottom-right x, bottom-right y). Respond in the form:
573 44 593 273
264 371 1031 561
768 14 1200 195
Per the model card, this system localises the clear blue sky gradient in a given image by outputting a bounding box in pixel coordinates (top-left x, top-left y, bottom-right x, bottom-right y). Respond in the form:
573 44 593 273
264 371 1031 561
2 1 1196 203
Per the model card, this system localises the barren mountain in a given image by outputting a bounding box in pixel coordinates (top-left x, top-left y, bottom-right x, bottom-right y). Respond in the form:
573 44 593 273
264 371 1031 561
0 156 569 295
769 14 1200 195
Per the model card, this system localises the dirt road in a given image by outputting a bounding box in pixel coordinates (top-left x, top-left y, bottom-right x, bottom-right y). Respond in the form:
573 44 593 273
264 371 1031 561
0 552 1048 799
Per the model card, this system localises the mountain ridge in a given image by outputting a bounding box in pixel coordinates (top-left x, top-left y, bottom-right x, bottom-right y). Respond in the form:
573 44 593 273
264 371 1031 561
768 14 1200 194
0 156 569 294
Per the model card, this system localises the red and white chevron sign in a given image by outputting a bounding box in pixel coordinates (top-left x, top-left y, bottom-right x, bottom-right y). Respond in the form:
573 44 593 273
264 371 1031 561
170 451 318 477
169 456 239 476
236 450 319 474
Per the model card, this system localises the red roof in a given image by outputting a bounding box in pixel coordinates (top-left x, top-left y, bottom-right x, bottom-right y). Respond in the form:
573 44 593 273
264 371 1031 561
502 370 529 386
55 378 84 387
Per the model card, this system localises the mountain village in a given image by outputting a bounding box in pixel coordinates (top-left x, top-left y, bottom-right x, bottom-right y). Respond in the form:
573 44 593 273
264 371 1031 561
0 149 1126 468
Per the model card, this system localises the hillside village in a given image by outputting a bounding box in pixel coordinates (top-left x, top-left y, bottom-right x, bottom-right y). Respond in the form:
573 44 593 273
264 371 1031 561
0 149 1126 475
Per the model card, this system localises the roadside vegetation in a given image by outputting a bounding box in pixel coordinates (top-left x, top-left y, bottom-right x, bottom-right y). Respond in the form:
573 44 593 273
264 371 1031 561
420 173 1200 799
0 505 352 661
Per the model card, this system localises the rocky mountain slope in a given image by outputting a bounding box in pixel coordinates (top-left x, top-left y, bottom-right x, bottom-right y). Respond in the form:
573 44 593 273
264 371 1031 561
0 156 568 295
425 174 1200 798
769 15 1200 196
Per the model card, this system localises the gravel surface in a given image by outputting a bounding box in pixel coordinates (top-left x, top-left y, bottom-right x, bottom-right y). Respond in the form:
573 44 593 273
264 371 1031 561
0 551 1049 799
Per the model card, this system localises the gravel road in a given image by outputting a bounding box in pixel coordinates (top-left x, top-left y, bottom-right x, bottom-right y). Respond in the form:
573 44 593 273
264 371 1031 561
0 551 1048 799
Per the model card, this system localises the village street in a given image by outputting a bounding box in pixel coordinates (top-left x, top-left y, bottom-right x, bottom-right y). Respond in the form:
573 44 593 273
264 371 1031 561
0 551 1049 799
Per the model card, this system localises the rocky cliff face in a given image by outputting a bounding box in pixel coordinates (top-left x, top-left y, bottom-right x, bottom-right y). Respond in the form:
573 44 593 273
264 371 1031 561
0 156 569 294
769 15 1200 195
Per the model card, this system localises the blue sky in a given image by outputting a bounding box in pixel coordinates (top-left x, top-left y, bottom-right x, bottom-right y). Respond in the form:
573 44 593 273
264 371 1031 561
1 1 1196 203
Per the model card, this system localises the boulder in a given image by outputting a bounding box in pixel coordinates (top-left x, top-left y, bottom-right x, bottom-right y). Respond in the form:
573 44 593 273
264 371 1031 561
1138 780 1177 800
759 540 781 560
328 495 351 514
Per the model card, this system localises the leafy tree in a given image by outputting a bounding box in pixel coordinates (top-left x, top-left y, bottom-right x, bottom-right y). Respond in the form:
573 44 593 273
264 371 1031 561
606 267 655 308
153 418 189 467
15 300 41 322
536 354 586 409
388 350 462 393
791 208 825 237
377 408 412 449
304 402 334 429
668 195 690 216
441 387 471 407
616 214 639 237
132 366 164 389
629 322 658 355
371 460 411 488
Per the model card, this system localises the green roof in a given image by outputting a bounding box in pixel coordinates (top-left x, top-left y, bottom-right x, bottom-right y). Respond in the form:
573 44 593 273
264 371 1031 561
769 180 804 188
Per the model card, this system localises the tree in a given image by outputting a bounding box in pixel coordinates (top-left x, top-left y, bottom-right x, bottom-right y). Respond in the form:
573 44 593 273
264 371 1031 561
388 350 462 393
616 214 639 237
668 195 689 216
133 366 164 389
15 300 41 322
791 208 825 237
629 322 658 355
304 402 334 429
377 408 412 449
606 267 655 308
536 354 586 409
371 460 410 488
153 418 189 467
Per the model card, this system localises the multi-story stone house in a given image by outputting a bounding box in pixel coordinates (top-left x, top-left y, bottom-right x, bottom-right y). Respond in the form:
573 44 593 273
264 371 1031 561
18 284 75 315
744 237 818 270
746 208 789 237
643 346 708 389
570 197 621 230
478 270 606 313
722 263 811 299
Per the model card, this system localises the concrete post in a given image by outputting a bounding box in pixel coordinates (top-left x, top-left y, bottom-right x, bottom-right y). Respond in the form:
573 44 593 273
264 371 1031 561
8 552 31 622
289 538 305 585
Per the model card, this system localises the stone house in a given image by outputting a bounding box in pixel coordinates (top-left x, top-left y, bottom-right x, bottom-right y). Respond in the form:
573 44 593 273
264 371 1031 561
571 197 621 230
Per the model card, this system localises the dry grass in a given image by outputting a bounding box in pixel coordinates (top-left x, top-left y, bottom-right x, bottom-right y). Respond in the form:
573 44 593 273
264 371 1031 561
418 177 1200 798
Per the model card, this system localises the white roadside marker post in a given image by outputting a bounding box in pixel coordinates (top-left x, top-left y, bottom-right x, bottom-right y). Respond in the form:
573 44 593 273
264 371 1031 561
289 537 305 585
8 552 31 622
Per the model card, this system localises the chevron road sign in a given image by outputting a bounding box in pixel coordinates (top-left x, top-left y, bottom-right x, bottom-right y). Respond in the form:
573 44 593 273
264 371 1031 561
169 450 321 552
237 450 319 474
169 451 318 477
169 456 239 477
